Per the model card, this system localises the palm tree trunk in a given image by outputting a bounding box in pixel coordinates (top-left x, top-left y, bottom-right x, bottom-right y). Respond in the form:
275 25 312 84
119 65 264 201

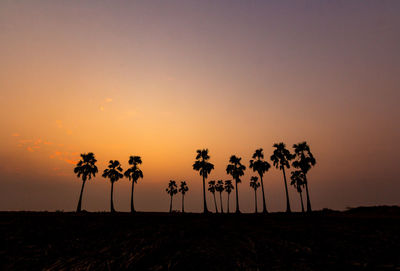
282 167 291 213
259 175 268 213
254 189 258 213
76 180 86 212
219 192 224 213
182 194 185 213
169 195 173 213
304 174 312 212
235 178 240 213
299 191 305 213
202 175 208 213
213 193 218 213
130 181 135 213
227 193 230 213
110 181 115 213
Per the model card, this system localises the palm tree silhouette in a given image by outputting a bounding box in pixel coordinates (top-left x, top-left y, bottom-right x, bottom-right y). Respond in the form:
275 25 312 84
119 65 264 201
250 176 261 213
249 148 271 214
166 180 178 213
208 180 218 213
215 180 225 213
224 180 234 213
124 156 143 213
193 149 214 214
178 181 189 213
292 142 316 212
226 155 246 214
271 142 294 213
102 160 123 213
290 170 306 213
74 153 98 212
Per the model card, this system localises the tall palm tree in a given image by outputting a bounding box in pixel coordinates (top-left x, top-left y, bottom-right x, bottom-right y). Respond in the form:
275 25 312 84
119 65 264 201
249 148 271 213
178 181 189 213
224 180 234 213
250 176 261 213
124 156 143 213
292 141 316 212
290 170 306 213
102 160 123 213
271 142 294 213
215 180 225 213
226 155 246 213
166 180 178 213
74 152 98 212
193 149 214 214
208 180 218 213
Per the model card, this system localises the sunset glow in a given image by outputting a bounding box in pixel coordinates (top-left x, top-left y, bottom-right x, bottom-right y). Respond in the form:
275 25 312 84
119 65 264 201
1 1 399 212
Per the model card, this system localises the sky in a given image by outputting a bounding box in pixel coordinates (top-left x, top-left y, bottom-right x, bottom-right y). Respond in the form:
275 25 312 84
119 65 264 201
0 0 399 212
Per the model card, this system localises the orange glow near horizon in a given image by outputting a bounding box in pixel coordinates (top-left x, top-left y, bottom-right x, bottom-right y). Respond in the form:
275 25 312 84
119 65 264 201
1 1 399 212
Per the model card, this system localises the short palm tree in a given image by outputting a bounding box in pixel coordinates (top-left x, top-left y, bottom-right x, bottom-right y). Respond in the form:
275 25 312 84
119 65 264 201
249 148 271 213
208 180 218 213
178 181 189 213
193 149 214 214
292 142 316 212
124 156 143 213
271 142 294 213
290 170 306 213
250 176 261 213
166 180 178 213
74 152 98 212
226 155 246 213
102 160 123 213
224 180 234 213
215 180 225 213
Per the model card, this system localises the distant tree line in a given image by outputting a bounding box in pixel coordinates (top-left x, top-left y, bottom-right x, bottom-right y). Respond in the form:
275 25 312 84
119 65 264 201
74 142 316 214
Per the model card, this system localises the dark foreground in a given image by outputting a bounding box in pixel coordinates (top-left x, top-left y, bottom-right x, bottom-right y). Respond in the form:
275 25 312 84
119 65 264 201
1 207 400 270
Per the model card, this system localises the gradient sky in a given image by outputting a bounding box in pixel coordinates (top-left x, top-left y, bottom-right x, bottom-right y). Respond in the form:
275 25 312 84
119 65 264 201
1 0 399 212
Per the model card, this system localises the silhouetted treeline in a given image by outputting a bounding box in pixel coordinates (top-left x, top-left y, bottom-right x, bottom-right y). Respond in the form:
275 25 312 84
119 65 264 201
74 142 316 213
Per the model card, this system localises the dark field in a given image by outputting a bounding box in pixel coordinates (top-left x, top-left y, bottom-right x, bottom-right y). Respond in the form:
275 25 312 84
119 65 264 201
1 207 400 270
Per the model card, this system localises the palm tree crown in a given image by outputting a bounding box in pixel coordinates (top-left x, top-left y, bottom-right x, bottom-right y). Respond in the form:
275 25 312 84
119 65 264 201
270 143 294 170
215 180 224 194
208 180 216 193
179 181 189 195
193 149 214 213
292 142 316 173
124 156 143 183
74 152 98 182
250 176 260 190
102 160 124 182
74 152 98 212
290 170 305 193
224 180 234 194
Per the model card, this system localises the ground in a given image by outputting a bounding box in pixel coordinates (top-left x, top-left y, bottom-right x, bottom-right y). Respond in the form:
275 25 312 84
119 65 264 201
1 206 399 270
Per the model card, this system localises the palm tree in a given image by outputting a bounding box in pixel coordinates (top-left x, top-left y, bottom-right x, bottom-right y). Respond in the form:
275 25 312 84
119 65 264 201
290 170 306 213
226 155 246 213
102 160 123 213
271 142 294 213
215 180 225 213
208 180 218 213
178 181 189 213
224 180 234 213
166 180 178 213
249 148 271 214
193 149 214 214
74 152 98 212
124 156 143 213
292 141 316 212
250 176 261 213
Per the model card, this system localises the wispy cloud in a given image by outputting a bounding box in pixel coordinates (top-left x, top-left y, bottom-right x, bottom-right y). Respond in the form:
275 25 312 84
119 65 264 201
12 133 20 137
